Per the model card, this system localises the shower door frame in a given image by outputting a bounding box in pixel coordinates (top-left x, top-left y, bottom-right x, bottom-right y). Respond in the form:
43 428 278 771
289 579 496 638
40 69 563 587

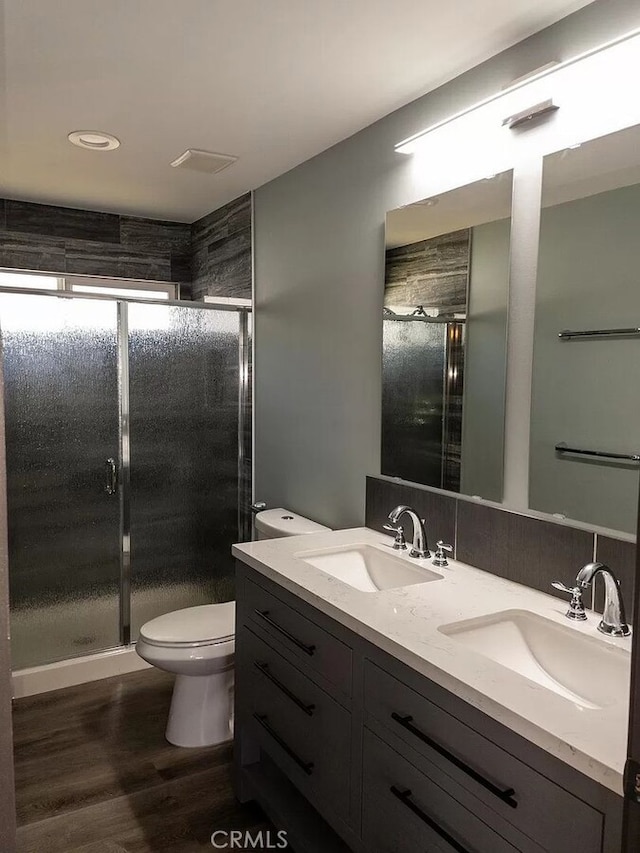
0 286 252 659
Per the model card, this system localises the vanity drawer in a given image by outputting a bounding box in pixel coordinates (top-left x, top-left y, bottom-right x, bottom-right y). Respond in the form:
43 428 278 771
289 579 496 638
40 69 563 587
362 728 530 853
364 660 604 853
238 625 352 822
244 576 352 697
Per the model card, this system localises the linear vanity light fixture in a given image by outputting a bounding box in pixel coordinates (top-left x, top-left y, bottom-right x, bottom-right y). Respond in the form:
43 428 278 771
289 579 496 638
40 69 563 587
501 98 559 130
394 25 640 154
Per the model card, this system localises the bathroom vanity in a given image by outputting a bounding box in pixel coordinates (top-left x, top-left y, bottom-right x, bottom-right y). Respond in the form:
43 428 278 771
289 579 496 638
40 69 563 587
233 528 629 853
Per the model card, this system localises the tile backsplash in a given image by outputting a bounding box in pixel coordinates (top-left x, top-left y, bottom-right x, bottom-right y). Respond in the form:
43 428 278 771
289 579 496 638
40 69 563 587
365 475 636 617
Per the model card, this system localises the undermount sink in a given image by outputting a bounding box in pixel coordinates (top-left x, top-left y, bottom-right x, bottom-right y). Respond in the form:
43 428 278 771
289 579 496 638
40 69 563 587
440 609 630 710
295 543 442 592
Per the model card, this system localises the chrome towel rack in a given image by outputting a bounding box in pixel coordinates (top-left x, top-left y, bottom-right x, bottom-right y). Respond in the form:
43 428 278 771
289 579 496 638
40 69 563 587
558 327 640 340
555 442 640 462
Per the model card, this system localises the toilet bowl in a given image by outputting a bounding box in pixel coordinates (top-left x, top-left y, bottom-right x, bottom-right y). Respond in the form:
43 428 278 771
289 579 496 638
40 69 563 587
136 602 235 747
136 508 330 747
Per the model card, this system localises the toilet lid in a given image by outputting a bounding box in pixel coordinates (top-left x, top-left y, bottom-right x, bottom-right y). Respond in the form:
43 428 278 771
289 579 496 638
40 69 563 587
139 602 235 647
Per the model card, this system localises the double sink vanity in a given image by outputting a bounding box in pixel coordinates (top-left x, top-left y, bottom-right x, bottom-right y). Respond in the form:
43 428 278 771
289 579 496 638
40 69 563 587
232 514 631 853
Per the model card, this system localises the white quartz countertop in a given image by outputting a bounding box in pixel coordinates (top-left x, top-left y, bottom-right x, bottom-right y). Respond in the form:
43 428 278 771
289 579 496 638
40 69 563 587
233 527 632 795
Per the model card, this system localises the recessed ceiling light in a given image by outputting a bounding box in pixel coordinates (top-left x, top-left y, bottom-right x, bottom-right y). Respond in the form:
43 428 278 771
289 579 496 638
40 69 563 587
68 130 120 151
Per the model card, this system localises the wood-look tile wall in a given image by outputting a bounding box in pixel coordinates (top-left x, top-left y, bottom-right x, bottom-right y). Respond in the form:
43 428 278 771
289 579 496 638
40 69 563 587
384 228 469 309
0 199 191 287
191 193 252 300
366 475 636 617
0 193 254 303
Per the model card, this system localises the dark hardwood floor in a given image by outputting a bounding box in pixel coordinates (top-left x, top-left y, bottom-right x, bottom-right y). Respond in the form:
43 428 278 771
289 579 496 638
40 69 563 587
12 668 273 852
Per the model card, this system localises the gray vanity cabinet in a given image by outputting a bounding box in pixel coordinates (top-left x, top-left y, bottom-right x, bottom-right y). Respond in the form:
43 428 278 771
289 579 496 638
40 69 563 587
234 562 623 853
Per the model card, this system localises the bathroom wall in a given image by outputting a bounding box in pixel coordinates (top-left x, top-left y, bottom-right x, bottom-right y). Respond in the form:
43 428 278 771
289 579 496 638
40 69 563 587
460 218 510 501
253 0 640 529
0 198 191 288
190 193 252 300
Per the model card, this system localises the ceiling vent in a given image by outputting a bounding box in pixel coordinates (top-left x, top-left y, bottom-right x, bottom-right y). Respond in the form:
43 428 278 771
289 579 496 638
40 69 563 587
170 149 237 174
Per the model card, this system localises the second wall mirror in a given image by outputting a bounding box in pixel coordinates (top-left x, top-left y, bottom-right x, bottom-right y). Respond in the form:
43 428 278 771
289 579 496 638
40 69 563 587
382 171 513 501
530 123 640 533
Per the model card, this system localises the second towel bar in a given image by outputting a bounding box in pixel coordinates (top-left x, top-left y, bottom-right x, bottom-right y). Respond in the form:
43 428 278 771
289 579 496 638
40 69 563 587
555 442 640 462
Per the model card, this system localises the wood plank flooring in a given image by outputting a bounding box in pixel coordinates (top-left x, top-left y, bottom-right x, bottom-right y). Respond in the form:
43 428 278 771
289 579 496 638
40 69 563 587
12 668 274 852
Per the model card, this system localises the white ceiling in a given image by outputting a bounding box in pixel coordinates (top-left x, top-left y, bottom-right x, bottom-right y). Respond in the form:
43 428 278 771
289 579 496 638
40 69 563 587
0 0 593 223
386 171 514 247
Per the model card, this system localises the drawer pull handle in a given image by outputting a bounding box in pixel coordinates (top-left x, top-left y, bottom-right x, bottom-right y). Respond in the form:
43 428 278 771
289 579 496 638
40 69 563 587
390 787 471 853
391 713 517 809
253 713 314 775
254 609 316 656
254 661 315 716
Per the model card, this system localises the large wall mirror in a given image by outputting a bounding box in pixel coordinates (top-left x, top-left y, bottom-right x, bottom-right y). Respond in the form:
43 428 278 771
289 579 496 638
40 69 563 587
530 123 640 534
382 171 513 501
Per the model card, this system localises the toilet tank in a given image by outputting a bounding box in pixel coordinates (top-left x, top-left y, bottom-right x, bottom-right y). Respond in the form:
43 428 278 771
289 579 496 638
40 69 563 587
254 508 331 540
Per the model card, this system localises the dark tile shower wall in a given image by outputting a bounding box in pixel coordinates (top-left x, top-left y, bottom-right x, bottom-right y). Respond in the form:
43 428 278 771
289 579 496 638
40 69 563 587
0 199 191 288
365 475 636 617
384 228 469 309
191 193 252 300
0 193 254 304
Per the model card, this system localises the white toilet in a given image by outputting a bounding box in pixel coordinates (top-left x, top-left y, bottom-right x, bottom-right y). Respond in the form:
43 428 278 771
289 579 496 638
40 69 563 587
136 508 330 747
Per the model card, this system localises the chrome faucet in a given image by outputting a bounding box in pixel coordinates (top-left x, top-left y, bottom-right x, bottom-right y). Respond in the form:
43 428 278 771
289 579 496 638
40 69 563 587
387 505 430 558
575 562 630 637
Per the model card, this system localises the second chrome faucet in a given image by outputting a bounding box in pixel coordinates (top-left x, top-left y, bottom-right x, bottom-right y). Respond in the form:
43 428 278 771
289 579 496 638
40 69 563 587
386 505 430 559
553 561 630 637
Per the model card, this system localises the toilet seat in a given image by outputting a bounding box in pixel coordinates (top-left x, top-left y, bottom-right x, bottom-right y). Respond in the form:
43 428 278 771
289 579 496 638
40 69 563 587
138 601 235 649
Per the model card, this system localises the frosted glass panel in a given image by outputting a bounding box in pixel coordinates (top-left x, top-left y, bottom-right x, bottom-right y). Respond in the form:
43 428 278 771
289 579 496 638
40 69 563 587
381 319 448 489
1 293 120 668
128 304 240 636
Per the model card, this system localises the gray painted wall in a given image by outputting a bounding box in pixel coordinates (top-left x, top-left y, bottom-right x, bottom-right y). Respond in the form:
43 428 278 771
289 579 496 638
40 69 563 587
530 183 640 532
460 218 510 502
254 0 640 529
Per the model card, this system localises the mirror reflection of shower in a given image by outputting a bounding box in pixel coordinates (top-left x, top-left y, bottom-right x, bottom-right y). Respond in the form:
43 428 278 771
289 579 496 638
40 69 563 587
382 171 513 501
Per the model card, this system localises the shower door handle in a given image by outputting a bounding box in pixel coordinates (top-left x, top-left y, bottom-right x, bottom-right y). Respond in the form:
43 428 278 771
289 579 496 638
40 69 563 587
105 458 118 495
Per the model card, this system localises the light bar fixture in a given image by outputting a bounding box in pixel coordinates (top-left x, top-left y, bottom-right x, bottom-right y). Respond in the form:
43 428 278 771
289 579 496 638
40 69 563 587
502 98 559 130
395 25 640 155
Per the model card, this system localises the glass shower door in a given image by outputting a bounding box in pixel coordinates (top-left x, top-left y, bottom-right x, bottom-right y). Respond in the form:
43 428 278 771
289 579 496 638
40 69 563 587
127 303 241 639
382 318 448 489
1 294 121 668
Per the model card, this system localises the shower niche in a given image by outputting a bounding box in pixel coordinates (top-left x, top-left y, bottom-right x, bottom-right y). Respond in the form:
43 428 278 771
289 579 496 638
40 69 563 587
0 292 250 670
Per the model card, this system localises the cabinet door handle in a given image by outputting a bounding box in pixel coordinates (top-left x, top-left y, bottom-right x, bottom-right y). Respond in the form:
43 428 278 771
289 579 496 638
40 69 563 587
254 609 316 656
390 787 471 853
254 661 315 716
391 713 517 808
252 713 314 775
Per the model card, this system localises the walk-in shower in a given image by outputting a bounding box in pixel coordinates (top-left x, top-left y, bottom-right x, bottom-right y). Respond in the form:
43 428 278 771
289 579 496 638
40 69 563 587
0 291 251 671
